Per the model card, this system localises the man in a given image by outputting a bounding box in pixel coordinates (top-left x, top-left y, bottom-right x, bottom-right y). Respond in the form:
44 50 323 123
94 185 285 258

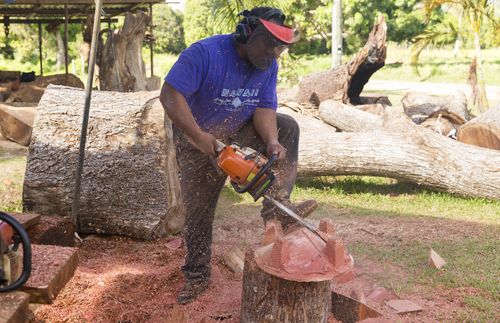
160 6 317 305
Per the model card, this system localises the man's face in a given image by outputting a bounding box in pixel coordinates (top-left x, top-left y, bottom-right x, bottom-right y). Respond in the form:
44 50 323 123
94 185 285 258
246 25 288 70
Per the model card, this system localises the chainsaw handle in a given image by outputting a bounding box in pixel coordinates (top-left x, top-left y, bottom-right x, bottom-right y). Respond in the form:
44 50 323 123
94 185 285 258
231 153 278 196
0 211 31 292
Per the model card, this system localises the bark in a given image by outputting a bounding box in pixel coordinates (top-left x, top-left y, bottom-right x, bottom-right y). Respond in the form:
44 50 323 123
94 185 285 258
0 104 36 146
283 106 500 200
240 249 330 323
296 15 387 105
6 74 84 103
457 105 500 150
318 100 384 131
97 11 151 92
23 85 184 239
401 91 470 125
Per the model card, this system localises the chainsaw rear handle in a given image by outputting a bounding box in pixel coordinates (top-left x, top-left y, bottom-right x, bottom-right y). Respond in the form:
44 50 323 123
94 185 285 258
231 153 278 196
0 211 32 292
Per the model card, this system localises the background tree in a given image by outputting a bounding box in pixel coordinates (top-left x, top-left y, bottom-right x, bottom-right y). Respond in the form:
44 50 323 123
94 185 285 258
153 4 186 54
413 0 500 112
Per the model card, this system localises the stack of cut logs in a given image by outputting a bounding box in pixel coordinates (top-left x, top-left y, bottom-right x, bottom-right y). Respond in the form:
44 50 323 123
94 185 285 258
0 71 84 146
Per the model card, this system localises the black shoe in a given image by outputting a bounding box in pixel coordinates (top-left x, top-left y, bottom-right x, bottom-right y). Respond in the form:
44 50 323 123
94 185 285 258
176 279 210 305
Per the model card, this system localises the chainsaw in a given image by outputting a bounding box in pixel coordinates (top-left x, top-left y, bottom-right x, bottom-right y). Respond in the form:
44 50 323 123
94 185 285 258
0 211 31 292
215 141 326 242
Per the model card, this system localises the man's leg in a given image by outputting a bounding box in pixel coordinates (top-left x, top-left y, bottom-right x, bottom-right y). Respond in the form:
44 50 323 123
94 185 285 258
232 113 317 226
173 127 227 304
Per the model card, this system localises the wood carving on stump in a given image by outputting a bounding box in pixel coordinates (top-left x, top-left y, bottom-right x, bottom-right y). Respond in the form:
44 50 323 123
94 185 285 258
241 219 354 323
23 85 184 239
97 11 151 92
296 14 387 105
458 105 500 150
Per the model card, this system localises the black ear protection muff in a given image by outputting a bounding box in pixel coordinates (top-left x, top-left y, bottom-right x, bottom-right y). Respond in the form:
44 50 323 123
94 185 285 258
234 8 286 44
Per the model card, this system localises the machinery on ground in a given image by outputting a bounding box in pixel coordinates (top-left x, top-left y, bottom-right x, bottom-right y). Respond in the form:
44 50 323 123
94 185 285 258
215 141 326 242
0 211 31 292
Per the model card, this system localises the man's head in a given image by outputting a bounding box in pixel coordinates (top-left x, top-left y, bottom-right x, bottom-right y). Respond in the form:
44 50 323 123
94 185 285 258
234 7 294 70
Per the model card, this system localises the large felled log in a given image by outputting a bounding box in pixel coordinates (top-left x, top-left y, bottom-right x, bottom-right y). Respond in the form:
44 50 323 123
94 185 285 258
401 91 470 125
296 15 387 105
5 74 84 103
23 85 183 239
0 104 36 146
457 105 500 150
97 11 151 92
283 106 500 200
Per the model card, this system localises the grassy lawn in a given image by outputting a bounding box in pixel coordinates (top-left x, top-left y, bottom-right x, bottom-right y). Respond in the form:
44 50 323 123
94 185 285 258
221 175 499 322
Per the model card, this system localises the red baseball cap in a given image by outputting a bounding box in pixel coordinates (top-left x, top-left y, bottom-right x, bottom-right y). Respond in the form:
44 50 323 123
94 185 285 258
259 18 294 44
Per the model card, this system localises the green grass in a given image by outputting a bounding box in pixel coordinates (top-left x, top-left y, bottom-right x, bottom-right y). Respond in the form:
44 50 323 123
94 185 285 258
282 44 500 86
350 237 499 322
0 156 26 212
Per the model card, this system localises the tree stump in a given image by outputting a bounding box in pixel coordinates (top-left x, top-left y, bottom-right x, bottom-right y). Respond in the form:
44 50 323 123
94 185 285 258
97 11 152 92
296 15 387 105
241 220 354 323
240 249 330 323
23 85 184 239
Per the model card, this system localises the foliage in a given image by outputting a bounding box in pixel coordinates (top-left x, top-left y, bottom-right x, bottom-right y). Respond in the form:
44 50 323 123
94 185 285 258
153 4 186 54
183 0 218 45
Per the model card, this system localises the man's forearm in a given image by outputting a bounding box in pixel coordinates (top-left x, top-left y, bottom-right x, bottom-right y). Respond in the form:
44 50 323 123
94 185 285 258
160 82 202 140
253 108 279 144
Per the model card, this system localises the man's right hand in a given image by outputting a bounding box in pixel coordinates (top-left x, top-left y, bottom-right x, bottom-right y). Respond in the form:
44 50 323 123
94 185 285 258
190 131 218 156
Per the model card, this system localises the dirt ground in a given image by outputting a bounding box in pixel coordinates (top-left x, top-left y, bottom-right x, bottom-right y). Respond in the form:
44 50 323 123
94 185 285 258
28 197 493 323
1 136 496 322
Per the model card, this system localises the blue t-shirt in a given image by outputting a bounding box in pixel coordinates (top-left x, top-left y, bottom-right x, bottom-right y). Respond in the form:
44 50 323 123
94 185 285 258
165 34 278 134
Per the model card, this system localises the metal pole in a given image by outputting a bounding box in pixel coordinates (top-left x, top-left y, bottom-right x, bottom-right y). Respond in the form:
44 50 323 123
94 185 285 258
332 0 342 67
64 4 69 84
149 3 154 78
71 0 103 231
38 23 43 76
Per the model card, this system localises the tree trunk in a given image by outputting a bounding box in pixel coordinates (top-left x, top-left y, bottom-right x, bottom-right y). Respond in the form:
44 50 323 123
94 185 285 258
240 249 330 323
401 91 470 125
457 105 500 150
55 31 65 71
472 31 489 112
282 106 500 200
23 85 184 239
97 11 150 92
296 15 386 105
318 100 384 131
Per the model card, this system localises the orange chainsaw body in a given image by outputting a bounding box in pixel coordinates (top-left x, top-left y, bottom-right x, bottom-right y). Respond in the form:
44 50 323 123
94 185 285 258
216 143 276 200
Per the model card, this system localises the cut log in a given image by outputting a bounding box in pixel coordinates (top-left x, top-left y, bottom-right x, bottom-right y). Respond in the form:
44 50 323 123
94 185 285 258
97 11 151 92
0 70 20 82
318 100 384 131
401 91 470 125
287 106 500 200
0 292 30 323
5 74 84 103
421 116 457 137
0 104 36 146
23 85 184 239
297 15 387 105
240 249 331 323
457 105 500 150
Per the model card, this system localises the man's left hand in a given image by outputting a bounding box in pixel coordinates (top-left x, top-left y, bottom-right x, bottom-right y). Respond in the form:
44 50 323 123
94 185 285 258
267 140 286 160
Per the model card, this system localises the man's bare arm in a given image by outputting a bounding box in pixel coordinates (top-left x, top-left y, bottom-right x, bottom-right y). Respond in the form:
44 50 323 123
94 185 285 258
160 82 217 156
253 108 286 159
